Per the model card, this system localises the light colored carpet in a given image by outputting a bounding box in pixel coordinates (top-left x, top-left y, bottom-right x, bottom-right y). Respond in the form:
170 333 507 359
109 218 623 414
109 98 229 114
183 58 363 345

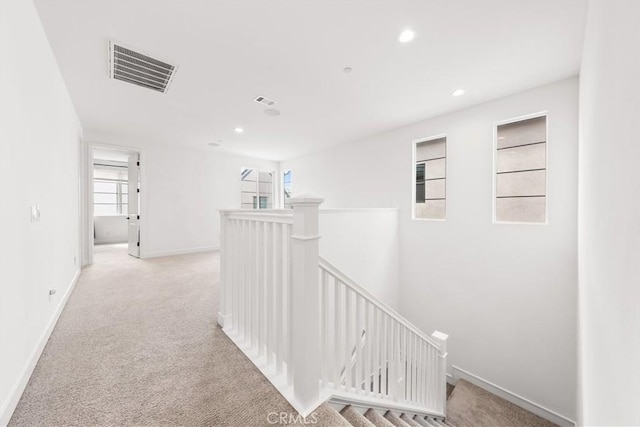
10 244 561 427
446 380 557 427
9 245 347 426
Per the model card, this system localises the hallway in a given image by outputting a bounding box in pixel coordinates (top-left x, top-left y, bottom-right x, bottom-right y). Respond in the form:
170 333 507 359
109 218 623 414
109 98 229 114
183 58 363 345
9 247 342 426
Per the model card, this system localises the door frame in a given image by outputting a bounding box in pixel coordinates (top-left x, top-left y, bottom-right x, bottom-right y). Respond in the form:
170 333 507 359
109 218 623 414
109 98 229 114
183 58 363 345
80 141 145 265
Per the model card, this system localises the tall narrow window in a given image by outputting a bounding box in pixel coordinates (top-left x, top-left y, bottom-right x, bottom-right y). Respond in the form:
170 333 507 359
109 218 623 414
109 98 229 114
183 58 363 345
495 115 547 223
241 168 273 209
282 170 292 209
414 136 446 220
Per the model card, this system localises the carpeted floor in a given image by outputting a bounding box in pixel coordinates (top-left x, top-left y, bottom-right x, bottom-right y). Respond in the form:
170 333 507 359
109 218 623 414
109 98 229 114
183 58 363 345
446 380 556 427
10 245 346 426
10 244 559 427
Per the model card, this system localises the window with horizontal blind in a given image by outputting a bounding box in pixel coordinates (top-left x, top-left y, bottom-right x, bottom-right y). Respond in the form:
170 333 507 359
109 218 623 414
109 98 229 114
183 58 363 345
495 115 547 223
414 136 446 220
94 179 128 215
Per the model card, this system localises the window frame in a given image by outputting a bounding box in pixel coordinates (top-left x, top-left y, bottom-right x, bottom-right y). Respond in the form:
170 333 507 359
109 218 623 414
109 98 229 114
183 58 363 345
93 177 128 216
492 111 549 225
240 167 275 210
282 169 293 209
411 133 447 222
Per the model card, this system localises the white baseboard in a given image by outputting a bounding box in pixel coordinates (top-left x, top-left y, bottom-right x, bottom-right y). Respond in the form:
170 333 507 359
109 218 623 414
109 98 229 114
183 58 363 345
217 312 231 328
141 246 219 259
450 365 575 427
0 270 81 427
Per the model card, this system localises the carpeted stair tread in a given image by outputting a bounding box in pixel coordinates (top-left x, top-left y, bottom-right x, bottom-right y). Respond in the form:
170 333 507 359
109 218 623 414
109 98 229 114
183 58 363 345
431 418 448 427
400 413 423 427
412 415 433 427
364 409 396 427
293 403 352 426
446 380 556 427
340 405 376 427
384 411 412 427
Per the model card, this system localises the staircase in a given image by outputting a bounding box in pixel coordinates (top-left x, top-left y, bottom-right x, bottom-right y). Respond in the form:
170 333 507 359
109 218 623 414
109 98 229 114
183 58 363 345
336 405 453 427
218 196 449 424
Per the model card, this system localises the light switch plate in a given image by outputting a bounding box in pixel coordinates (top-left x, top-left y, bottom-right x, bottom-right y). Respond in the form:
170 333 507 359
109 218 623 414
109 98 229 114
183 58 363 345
30 205 41 222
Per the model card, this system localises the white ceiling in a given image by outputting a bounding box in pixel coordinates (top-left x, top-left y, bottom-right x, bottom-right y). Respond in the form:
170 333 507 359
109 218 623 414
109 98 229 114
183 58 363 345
34 0 587 161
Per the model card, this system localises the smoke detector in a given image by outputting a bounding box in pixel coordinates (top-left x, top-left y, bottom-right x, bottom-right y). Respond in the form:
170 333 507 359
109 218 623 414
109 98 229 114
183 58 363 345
109 41 178 94
254 95 276 106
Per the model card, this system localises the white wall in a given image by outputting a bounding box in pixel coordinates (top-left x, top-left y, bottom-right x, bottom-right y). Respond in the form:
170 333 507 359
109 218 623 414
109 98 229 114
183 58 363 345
94 216 128 244
87 138 278 258
320 209 400 309
282 78 579 423
578 1 640 425
0 0 82 424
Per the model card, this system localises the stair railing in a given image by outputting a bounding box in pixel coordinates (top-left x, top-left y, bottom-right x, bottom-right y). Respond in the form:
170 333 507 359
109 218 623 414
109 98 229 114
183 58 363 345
218 196 448 418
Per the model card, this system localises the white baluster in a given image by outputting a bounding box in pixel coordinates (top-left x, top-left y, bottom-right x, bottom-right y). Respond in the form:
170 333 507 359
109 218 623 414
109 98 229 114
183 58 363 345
321 269 329 386
275 222 283 375
355 294 363 394
286 223 293 386
266 221 273 364
381 313 387 397
334 278 343 387
344 286 353 391
240 220 247 339
373 308 380 396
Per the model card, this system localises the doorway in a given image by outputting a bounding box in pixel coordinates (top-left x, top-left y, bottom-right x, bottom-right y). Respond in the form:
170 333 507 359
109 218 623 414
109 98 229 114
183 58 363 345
92 147 141 259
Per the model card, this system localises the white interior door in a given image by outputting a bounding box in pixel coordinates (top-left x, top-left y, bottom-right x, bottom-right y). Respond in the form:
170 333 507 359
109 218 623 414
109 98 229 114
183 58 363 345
127 153 140 257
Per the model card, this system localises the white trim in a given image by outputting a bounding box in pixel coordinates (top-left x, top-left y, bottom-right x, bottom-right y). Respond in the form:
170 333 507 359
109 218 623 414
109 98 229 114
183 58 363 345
450 365 575 427
87 142 145 262
217 312 231 328
0 270 81 427
141 246 219 259
319 208 399 214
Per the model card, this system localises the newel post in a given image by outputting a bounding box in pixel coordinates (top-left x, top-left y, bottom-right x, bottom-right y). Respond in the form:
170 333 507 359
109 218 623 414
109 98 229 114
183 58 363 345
432 330 449 415
290 196 324 416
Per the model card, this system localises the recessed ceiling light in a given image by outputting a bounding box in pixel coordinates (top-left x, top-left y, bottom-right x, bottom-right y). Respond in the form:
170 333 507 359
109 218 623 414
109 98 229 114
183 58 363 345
452 89 465 97
264 108 280 116
234 127 244 134
343 67 353 73
398 29 415 43
208 142 220 147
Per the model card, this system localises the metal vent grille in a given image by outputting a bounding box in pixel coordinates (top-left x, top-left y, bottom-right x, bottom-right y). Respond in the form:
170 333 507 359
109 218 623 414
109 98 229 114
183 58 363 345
254 95 276 106
109 42 177 93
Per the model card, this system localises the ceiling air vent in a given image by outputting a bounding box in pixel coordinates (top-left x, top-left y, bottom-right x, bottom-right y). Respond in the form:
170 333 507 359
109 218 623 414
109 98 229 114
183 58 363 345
109 42 177 94
254 95 276 106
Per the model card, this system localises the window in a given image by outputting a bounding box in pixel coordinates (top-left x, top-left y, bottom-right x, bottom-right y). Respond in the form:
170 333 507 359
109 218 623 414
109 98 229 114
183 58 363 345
94 179 128 215
495 115 547 223
241 168 273 209
282 170 292 209
414 136 446 220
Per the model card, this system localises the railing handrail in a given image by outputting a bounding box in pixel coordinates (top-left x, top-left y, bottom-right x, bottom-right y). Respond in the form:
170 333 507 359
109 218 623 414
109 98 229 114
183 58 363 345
219 197 447 418
319 255 442 352
221 209 294 224
220 208 293 215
